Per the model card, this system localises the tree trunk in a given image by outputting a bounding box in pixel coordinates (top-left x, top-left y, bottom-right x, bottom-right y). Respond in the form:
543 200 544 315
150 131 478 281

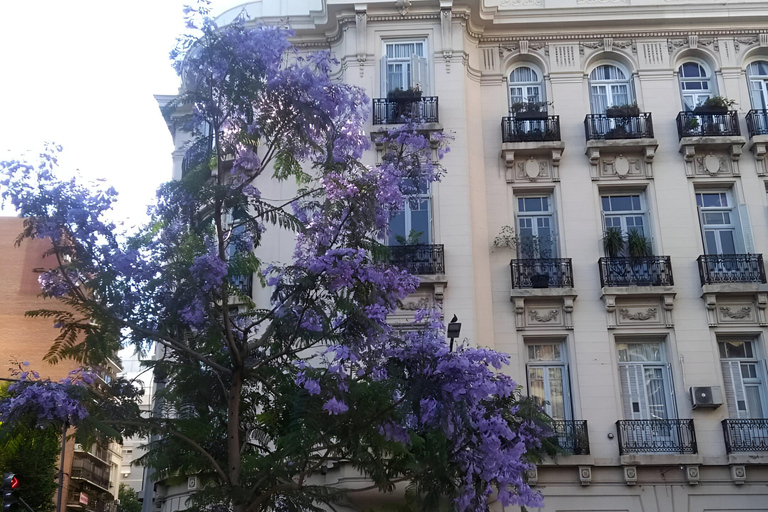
229 369 244 512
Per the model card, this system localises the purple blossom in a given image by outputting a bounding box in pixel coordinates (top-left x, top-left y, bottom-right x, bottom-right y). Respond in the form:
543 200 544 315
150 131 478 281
322 397 349 415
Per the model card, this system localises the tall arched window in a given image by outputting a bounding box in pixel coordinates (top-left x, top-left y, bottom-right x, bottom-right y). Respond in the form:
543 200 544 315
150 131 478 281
509 66 544 111
747 61 768 110
589 64 632 114
678 61 713 111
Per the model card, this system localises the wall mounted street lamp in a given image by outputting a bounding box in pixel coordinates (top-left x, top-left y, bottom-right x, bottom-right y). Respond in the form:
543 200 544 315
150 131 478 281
447 314 461 351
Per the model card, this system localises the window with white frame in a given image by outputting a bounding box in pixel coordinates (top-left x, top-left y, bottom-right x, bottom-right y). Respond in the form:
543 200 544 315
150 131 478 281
509 66 545 111
381 41 429 95
617 341 675 420
695 190 755 255
589 64 633 114
719 339 768 419
516 195 556 258
747 61 768 110
601 193 649 255
526 342 571 421
678 61 714 111
388 176 432 246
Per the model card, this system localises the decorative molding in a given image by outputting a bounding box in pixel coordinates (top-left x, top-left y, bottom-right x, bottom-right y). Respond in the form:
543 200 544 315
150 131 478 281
731 465 746 485
527 466 538 486
499 0 543 6
686 466 700 486
720 306 752 319
440 1 454 73
529 309 559 323
479 30 763 45
355 6 367 78
734 36 759 53
399 297 430 311
619 307 657 321
624 466 637 485
579 466 592 486
394 0 412 16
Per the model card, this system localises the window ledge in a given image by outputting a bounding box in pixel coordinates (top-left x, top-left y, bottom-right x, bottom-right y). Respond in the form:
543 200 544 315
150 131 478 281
728 453 768 465
701 283 768 295
586 138 658 152
538 454 594 466
620 453 701 466
371 122 443 132
510 287 577 299
601 286 675 297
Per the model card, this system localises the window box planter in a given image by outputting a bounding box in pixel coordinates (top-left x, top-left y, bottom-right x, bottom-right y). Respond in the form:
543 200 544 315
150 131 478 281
693 105 728 114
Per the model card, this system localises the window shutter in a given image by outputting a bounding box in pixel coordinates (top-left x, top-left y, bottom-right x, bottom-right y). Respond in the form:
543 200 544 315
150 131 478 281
620 364 647 419
665 362 678 419
410 54 429 94
696 206 708 253
564 363 573 421
721 360 749 418
737 204 755 253
380 55 389 96
750 80 765 110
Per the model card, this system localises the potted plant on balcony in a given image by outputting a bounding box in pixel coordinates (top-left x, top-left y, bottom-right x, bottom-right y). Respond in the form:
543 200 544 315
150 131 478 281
693 95 736 114
627 229 652 258
510 101 549 120
494 226 554 288
603 227 625 258
572 427 589 456
387 87 423 120
606 102 640 118
684 116 700 133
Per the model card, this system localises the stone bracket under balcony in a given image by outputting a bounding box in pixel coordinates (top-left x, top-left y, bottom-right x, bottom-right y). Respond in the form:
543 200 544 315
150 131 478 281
602 290 675 329
510 290 577 331
749 134 768 176
702 287 768 327
585 139 658 181
678 136 746 178
501 142 564 183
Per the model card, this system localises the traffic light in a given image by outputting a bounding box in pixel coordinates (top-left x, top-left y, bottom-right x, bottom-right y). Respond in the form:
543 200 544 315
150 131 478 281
2 473 19 512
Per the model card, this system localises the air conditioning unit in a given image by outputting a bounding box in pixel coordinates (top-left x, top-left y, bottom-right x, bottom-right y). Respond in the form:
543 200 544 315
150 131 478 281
187 476 199 491
690 386 723 409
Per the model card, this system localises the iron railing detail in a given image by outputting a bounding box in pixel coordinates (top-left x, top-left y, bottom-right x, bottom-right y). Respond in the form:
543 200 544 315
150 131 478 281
181 135 215 177
616 419 697 455
598 256 673 287
676 111 741 138
697 254 766 285
746 109 768 137
584 113 654 140
372 97 439 125
501 116 561 143
71 458 112 491
388 244 445 275
550 420 590 455
510 258 573 288
722 419 768 453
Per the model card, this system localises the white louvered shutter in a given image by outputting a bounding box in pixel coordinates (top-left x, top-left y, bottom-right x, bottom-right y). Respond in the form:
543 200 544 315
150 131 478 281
620 364 648 419
410 54 429 94
721 360 749 418
750 80 766 110
380 55 389 96
737 204 755 254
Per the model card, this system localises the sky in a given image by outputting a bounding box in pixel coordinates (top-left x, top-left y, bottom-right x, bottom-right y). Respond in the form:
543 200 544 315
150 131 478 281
0 0 243 226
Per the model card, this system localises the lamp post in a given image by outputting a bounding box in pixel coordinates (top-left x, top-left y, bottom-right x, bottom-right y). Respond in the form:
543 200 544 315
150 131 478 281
447 314 461 351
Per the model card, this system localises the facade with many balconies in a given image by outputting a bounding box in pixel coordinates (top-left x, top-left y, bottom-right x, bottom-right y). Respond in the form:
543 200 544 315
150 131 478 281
157 0 768 510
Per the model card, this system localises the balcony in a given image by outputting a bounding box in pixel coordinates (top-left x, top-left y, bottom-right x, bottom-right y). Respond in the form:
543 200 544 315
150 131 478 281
616 419 697 455
501 116 561 143
372 97 439 125
510 258 573 289
747 110 768 176
697 254 766 285
71 458 111 491
181 135 214 177
584 113 654 141
599 256 673 287
722 419 768 453
550 420 590 455
677 111 740 138
388 244 445 275
231 274 253 298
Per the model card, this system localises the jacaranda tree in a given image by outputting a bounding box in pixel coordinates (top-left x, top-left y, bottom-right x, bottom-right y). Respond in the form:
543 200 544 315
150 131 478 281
0 8 548 512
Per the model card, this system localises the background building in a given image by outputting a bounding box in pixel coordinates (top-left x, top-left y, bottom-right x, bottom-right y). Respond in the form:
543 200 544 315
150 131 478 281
160 0 768 509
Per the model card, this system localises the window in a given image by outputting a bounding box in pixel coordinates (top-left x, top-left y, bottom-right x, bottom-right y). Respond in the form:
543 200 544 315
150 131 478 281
678 61 714 111
601 193 649 255
696 190 755 256
509 66 544 110
617 341 674 420
747 61 768 110
719 339 767 419
589 64 633 114
388 177 431 246
381 41 429 95
516 195 556 258
527 342 571 421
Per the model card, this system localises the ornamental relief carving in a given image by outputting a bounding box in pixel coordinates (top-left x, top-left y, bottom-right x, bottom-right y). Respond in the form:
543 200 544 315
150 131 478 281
399 297 431 311
600 156 645 179
692 153 730 177
516 159 551 181
705 293 768 327
720 306 752 319
529 309 559 323
619 307 657 321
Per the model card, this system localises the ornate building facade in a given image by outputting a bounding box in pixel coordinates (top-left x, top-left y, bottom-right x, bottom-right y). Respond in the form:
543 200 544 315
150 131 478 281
163 0 768 510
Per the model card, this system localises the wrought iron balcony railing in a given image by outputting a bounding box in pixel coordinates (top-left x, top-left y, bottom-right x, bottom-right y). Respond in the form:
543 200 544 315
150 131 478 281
697 254 766 285
181 135 215 177
616 419 697 455
598 256 673 287
510 258 573 289
231 274 253 298
550 420 590 455
722 419 768 453
388 244 445 275
584 113 654 141
746 109 768 137
501 116 561 143
676 111 741 139
71 458 111 490
372 97 439 125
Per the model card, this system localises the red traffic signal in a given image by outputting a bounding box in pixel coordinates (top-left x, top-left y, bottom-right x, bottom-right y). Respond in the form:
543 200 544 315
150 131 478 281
1 473 17 491
8 478 17 491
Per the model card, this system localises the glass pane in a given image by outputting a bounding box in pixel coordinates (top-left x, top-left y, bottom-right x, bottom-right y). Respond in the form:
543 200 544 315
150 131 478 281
410 208 430 244
528 367 545 406
617 343 662 362
745 386 765 418
528 344 561 361
719 230 736 254
548 367 566 420
645 367 668 420
697 193 728 208
704 231 718 255
721 340 751 359
388 210 406 245
703 212 726 225
609 196 634 212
